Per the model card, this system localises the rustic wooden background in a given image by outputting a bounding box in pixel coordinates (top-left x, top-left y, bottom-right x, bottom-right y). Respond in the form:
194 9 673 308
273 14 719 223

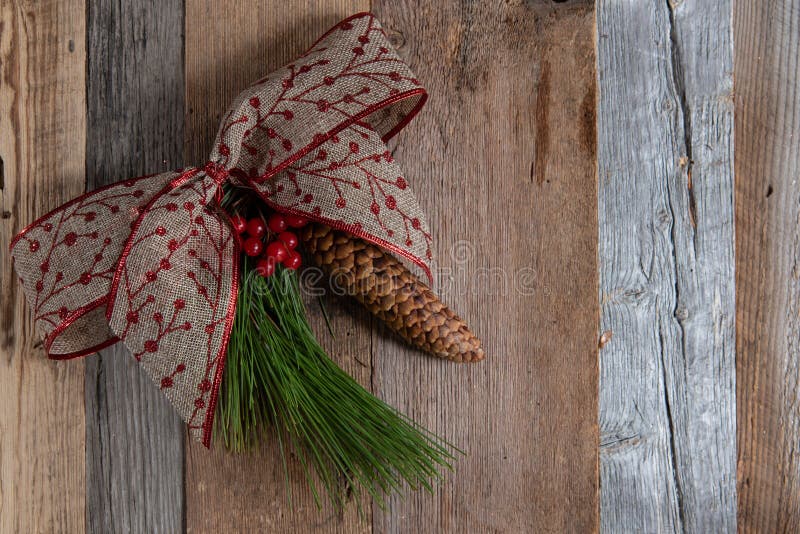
0 0 797 533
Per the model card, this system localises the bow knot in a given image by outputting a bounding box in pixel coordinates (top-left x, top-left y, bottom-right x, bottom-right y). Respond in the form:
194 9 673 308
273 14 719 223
10 12 432 447
203 161 230 184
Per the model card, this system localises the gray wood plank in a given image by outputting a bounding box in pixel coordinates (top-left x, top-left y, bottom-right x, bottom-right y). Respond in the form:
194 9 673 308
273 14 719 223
84 1 185 532
597 1 736 532
735 1 800 531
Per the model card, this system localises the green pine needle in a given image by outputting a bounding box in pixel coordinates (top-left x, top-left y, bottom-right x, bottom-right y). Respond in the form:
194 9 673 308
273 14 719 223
215 258 458 510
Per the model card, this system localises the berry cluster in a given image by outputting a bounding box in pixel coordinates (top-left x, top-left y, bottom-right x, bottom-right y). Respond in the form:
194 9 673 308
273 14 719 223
231 212 308 277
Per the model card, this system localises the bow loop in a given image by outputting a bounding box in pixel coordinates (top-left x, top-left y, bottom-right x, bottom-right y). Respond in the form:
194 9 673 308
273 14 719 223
210 12 426 176
211 12 432 276
9 170 183 358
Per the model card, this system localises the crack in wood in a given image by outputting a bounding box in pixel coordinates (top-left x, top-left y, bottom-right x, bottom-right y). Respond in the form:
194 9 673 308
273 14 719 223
667 0 697 239
534 60 551 186
659 313 687 534
600 433 642 453
663 134 690 533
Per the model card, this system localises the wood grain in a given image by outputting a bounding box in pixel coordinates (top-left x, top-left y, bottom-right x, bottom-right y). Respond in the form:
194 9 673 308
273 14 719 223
183 2 373 532
83 1 186 532
0 1 86 532
735 1 800 531
370 2 598 532
597 0 736 532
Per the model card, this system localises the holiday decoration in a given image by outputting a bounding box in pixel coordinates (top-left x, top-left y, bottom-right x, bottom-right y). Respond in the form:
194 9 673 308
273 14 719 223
9 12 483 507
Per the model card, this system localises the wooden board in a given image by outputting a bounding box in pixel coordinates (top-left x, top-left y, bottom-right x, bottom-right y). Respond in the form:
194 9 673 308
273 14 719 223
0 1 87 532
735 1 800 531
597 0 736 532
182 2 373 532
370 2 598 532
83 1 186 532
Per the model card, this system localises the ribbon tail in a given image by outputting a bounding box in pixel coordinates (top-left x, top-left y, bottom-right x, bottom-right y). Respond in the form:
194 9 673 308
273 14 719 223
106 172 238 447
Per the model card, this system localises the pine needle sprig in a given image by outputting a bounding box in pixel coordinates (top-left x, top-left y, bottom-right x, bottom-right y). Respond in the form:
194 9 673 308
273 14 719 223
215 257 458 510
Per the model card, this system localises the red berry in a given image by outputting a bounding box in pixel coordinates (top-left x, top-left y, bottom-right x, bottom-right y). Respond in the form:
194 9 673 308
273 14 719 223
278 231 298 249
285 214 309 228
255 257 276 277
265 240 288 262
245 217 267 238
283 250 302 270
230 215 247 234
243 237 263 257
267 213 287 233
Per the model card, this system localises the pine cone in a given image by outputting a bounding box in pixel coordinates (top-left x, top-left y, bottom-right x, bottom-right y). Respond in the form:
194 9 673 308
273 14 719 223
301 223 484 363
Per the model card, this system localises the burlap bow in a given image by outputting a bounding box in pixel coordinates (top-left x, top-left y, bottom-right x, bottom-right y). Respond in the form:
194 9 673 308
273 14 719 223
9 12 432 446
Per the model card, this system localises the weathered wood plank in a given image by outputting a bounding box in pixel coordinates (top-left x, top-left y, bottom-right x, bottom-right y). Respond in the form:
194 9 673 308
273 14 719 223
370 2 598 532
735 1 800 531
84 1 185 531
0 1 87 532
183 2 372 532
597 0 736 532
